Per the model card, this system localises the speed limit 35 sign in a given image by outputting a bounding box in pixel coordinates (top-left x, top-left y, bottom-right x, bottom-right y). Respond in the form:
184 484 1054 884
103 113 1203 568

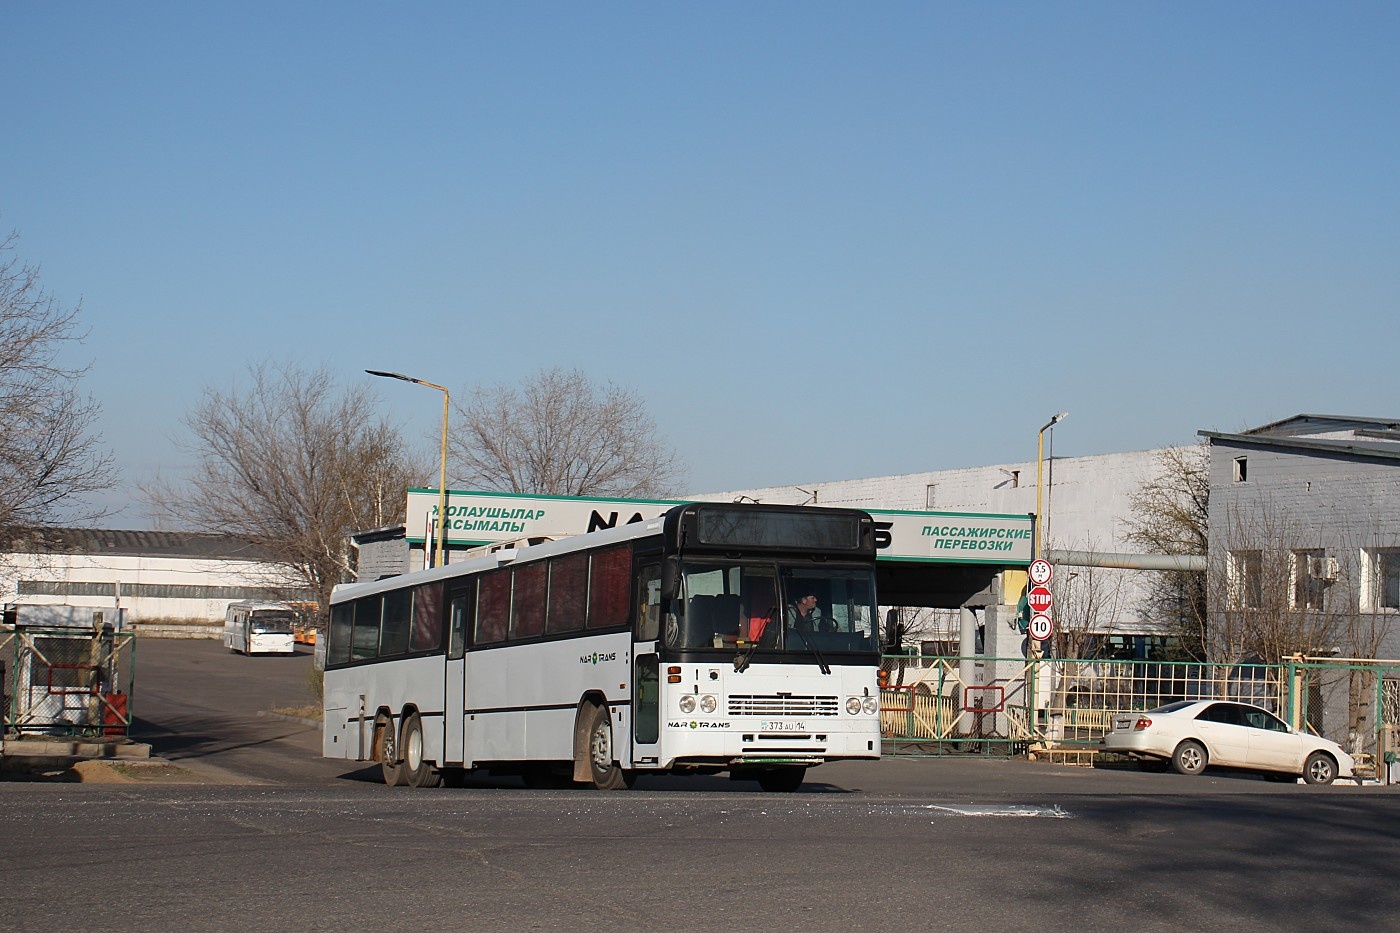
1029 559 1053 586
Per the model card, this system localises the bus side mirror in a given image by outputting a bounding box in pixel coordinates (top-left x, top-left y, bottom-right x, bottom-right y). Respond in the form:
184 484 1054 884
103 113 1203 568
661 557 679 601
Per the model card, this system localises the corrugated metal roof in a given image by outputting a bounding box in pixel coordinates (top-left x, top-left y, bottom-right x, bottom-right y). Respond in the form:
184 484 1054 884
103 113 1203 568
1199 431 1400 461
2 528 283 560
1200 413 1400 461
1242 414 1400 437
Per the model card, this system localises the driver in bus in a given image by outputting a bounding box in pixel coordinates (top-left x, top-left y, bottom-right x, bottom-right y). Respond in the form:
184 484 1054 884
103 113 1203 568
788 588 837 634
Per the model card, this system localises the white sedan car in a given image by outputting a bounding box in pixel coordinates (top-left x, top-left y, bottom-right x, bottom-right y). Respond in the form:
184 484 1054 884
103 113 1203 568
1102 699 1355 784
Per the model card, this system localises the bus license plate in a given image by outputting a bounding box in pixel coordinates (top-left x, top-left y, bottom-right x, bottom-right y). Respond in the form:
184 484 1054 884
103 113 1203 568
760 721 805 732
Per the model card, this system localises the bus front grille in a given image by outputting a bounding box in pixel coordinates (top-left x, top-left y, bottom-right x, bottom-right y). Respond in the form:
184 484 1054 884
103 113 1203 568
728 694 840 717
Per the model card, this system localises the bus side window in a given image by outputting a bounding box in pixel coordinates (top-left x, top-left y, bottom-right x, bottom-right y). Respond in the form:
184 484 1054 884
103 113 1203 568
379 589 412 658
447 590 470 660
588 545 631 629
546 553 588 634
412 583 444 652
476 570 510 644
327 603 353 666
636 562 661 642
510 562 547 639
351 596 383 661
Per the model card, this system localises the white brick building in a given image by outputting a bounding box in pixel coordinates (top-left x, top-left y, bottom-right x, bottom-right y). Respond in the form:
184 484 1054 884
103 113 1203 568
692 446 1187 647
1202 414 1400 660
1 529 307 629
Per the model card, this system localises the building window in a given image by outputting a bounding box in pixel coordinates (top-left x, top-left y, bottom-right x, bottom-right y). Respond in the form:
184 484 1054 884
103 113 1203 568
1233 457 1248 483
1230 550 1263 609
925 484 938 507
1367 548 1400 610
1292 550 1327 611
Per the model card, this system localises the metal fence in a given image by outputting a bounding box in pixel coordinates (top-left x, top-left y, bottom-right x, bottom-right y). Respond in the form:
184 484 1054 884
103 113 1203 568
1 626 136 738
880 653 1400 766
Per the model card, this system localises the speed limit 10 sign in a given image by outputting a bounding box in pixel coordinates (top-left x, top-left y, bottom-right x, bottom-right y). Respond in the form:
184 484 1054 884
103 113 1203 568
1029 614 1054 640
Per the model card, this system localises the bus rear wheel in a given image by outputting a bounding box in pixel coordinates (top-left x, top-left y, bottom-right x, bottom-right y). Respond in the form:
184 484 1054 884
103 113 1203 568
582 704 629 791
402 713 443 788
376 714 405 787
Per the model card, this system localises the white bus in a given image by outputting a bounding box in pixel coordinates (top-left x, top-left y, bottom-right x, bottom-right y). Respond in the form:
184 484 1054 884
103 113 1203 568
223 600 298 656
322 502 883 791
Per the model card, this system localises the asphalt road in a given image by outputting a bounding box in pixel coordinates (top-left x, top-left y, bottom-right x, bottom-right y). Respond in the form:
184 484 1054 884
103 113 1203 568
3 638 1399 931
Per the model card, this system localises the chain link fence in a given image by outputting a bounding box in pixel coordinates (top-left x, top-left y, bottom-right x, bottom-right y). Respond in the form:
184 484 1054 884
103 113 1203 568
880 653 1400 765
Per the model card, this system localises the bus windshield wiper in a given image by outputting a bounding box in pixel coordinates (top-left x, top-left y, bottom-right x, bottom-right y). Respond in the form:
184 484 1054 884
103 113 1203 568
734 608 773 673
791 619 831 675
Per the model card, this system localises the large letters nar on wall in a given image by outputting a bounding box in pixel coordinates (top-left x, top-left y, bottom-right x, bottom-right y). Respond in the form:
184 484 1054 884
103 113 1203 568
405 489 1034 566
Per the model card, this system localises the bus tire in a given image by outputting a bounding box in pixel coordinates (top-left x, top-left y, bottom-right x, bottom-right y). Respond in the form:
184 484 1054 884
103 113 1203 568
402 713 443 788
375 714 406 787
581 704 628 791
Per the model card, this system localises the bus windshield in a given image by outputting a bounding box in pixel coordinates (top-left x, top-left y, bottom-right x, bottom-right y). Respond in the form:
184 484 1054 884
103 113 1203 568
250 612 296 635
668 561 878 656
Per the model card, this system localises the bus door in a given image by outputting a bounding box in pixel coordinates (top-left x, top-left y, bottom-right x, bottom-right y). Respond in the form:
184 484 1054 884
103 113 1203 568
632 562 663 766
444 588 471 765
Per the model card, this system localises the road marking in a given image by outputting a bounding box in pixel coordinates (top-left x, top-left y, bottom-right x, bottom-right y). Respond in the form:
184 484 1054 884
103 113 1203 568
925 804 1072 818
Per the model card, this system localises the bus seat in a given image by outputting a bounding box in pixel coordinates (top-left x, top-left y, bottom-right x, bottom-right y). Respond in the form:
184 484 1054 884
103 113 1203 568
688 595 715 644
711 594 741 640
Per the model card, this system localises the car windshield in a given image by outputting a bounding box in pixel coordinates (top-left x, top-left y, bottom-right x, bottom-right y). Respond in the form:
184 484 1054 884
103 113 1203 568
250 612 296 634
667 560 878 657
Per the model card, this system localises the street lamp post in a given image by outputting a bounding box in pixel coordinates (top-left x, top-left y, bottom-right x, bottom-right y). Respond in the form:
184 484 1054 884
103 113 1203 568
1035 411 1068 559
366 370 450 570
1031 411 1067 665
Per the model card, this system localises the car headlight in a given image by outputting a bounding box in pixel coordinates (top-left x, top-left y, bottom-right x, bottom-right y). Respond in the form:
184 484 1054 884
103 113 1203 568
846 697 863 715
700 694 717 713
862 696 879 715
679 695 696 714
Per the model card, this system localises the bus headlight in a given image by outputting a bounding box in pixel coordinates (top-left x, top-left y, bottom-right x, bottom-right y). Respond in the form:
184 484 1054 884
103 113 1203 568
846 697 863 715
700 694 717 714
679 695 697 714
862 696 879 715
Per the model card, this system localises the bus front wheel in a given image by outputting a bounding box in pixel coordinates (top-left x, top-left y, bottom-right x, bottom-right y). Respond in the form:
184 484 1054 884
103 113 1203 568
582 704 629 791
401 713 443 788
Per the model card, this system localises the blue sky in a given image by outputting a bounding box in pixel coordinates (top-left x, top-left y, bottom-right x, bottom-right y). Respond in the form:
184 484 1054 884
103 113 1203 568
4 2 1398 524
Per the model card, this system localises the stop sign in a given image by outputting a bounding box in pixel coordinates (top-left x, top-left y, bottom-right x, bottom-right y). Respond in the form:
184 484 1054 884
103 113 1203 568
1027 585 1052 615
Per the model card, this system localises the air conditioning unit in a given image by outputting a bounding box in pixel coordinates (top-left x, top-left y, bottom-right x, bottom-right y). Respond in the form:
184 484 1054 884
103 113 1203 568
1308 556 1339 581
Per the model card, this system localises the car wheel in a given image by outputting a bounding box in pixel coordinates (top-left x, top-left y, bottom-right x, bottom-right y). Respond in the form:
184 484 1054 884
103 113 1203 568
1302 751 1337 786
1171 740 1207 776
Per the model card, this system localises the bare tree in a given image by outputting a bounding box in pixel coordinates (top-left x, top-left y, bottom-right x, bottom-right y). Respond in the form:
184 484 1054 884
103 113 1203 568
1306 520 1399 752
1047 550 1130 664
142 361 427 621
0 230 116 539
1124 443 1209 654
1207 497 1342 664
450 367 685 497
1042 540 1131 736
